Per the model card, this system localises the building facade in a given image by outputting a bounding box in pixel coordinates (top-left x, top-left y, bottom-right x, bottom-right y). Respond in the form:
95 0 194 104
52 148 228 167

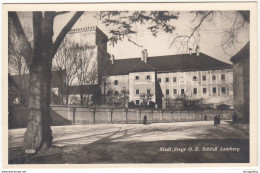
230 42 249 123
10 26 234 108
104 49 233 108
54 26 111 105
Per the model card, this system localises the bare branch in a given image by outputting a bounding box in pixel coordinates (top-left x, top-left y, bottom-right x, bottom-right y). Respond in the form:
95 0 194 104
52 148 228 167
238 11 250 23
170 11 213 51
8 12 32 66
55 11 70 16
51 11 84 57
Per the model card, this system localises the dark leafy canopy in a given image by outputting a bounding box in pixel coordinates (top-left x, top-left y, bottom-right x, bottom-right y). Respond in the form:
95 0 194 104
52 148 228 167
101 11 179 46
100 10 248 53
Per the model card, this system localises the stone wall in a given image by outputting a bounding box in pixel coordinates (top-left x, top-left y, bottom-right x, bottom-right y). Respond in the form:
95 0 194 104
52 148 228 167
9 105 234 128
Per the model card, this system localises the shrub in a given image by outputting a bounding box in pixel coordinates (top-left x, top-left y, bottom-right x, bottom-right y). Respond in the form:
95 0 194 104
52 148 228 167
128 101 135 108
217 104 230 110
149 101 155 108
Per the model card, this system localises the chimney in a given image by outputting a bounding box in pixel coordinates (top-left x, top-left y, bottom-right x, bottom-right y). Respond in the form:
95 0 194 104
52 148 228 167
111 55 115 64
189 48 192 55
141 49 148 63
196 45 200 56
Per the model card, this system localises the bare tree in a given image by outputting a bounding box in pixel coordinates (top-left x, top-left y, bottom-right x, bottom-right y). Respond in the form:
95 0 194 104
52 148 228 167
120 89 129 107
169 11 249 53
140 93 153 107
74 44 96 105
100 11 249 54
53 39 81 105
8 24 32 104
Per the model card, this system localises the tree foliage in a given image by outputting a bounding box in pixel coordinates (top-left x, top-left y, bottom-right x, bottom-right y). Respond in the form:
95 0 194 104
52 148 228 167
98 10 249 53
170 11 249 53
100 11 179 46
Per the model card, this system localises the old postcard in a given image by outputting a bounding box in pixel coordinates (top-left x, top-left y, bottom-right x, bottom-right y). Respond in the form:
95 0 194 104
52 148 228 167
2 2 258 169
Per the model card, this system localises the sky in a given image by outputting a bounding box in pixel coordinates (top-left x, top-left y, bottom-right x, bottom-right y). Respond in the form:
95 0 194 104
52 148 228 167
18 11 249 64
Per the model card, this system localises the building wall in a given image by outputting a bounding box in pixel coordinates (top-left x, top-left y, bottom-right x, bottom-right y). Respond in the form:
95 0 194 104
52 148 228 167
129 71 156 104
67 28 96 45
66 27 110 86
157 69 233 107
233 57 249 122
9 105 234 128
106 68 233 107
106 75 129 94
67 27 107 48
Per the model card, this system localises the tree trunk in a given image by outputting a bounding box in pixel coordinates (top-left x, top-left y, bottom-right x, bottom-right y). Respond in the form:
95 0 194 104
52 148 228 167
9 11 84 154
23 56 53 152
80 94 84 106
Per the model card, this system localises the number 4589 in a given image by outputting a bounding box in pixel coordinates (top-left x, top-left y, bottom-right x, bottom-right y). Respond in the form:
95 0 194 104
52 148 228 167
25 149 36 153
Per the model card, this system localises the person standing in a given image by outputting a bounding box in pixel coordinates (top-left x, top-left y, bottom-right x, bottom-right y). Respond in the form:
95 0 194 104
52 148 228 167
143 115 147 125
233 111 238 124
214 115 218 126
204 115 207 121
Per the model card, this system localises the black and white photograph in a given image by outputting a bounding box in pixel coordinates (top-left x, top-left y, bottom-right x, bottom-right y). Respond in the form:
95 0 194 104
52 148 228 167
3 2 257 168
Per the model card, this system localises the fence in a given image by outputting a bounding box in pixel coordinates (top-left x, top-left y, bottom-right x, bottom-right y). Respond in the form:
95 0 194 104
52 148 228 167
9 104 234 128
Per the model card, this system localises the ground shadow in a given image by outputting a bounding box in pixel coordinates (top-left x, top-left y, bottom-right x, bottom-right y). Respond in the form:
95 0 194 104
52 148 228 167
9 126 249 164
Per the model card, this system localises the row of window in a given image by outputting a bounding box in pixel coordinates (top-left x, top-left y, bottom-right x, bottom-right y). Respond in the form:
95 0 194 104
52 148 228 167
134 87 226 96
135 75 151 80
164 87 226 95
157 74 226 83
135 89 151 95
194 74 225 81
114 75 151 85
112 87 227 97
114 74 226 85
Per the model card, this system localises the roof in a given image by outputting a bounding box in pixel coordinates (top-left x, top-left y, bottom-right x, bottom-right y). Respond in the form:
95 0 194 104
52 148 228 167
230 42 249 63
128 61 155 73
67 85 100 95
104 52 232 76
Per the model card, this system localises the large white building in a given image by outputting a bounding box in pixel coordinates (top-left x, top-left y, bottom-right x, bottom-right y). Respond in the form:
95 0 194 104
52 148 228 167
103 48 233 108
54 26 233 108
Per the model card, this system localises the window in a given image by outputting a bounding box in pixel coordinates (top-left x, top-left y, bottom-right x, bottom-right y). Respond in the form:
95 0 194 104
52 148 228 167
203 88 207 94
173 89 177 95
193 76 197 81
146 75 151 80
166 89 169 95
135 76 139 80
221 87 226 93
193 88 197 94
114 80 118 85
221 74 225 80
136 100 139 105
181 89 185 94
202 76 206 81
147 89 150 94
165 77 169 82
114 91 119 96
136 89 139 95
158 78 161 83
173 77 177 82
212 87 217 94
107 90 112 96
212 75 216 81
